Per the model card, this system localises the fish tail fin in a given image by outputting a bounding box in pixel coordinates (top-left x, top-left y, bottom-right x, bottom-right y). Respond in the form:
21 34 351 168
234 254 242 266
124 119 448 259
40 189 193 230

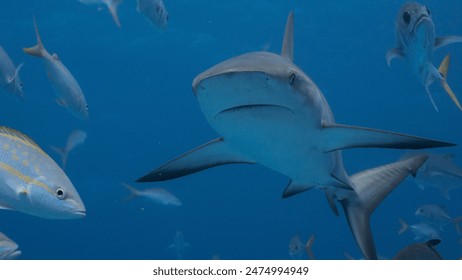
453 216 462 235
340 155 428 260
107 0 123 28
121 182 138 201
23 17 46 57
304 234 315 260
438 54 462 111
398 218 408 235
50 146 67 169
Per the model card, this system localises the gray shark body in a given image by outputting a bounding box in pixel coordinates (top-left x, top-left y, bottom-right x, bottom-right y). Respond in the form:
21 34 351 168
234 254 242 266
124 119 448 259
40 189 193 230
138 12 453 259
387 2 462 111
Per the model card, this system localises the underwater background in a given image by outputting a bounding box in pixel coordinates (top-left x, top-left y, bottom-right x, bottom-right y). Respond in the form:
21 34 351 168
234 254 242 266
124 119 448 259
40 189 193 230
0 0 461 260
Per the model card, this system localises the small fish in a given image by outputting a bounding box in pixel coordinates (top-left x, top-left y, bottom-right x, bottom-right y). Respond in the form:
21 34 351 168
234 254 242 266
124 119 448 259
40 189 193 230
0 126 86 219
23 18 89 120
288 234 303 260
121 182 182 207
0 231 21 260
167 231 190 260
137 0 169 30
399 218 440 240
409 153 462 200
415 204 462 233
51 130 87 170
386 2 462 111
393 239 442 260
0 46 24 98
305 234 315 260
79 0 123 28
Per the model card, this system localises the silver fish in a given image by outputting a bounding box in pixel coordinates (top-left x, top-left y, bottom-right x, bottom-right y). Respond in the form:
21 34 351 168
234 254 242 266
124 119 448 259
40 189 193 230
121 182 182 207
137 0 168 30
0 231 21 260
167 230 190 260
386 2 462 111
79 0 123 28
409 153 462 200
23 18 89 120
393 239 442 260
0 126 86 219
399 218 441 240
137 12 452 259
415 204 462 233
51 130 87 170
0 46 24 98
288 234 303 260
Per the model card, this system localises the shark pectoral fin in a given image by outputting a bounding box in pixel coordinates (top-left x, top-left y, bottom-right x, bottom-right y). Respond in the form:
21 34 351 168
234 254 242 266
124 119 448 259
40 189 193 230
323 123 455 152
386 47 404 66
434 36 462 50
340 155 428 260
281 181 313 198
281 11 294 62
437 54 462 111
136 138 255 182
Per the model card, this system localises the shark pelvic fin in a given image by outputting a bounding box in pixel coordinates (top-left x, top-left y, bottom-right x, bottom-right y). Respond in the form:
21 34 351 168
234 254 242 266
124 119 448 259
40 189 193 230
137 138 255 182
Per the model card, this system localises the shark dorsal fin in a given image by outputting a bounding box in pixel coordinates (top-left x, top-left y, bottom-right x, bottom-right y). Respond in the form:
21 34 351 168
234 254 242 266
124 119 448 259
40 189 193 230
281 11 294 62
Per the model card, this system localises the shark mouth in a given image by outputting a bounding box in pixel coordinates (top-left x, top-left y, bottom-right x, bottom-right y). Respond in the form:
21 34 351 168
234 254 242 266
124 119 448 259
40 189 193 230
215 104 295 120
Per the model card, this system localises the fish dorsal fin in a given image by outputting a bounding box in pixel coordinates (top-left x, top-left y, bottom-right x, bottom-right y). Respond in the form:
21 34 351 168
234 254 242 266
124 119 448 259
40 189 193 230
281 11 294 62
0 126 41 149
426 239 441 247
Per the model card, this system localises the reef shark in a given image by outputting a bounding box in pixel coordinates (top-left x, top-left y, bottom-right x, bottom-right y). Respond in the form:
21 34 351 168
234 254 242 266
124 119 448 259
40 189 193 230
386 2 462 111
138 12 454 259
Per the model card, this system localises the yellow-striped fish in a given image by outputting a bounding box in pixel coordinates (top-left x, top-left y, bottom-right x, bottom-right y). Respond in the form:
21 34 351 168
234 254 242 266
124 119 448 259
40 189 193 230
0 127 85 219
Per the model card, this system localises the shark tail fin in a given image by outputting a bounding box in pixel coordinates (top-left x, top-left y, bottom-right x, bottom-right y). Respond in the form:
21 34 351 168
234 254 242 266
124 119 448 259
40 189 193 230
340 155 428 260
304 234 315 260
23 17 46 58
398 218 408 235
438 54 462 111
121 182 139 201
107 0 123 28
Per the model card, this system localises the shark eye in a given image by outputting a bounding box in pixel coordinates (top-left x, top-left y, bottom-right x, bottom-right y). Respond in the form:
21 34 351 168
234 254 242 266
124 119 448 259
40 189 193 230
289 72 296 85
56 188 65 199
425 6 431 16
403 11 411 25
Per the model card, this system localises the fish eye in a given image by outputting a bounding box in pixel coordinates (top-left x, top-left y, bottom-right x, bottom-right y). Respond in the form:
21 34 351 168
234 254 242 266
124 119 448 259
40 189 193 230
289 72 296 85
425 6 431 16
85 104 89 110
402 11 411 25
56 188 65 199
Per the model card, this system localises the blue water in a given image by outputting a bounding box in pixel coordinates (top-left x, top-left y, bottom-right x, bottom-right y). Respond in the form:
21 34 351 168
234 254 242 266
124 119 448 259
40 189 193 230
0 0 461 260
